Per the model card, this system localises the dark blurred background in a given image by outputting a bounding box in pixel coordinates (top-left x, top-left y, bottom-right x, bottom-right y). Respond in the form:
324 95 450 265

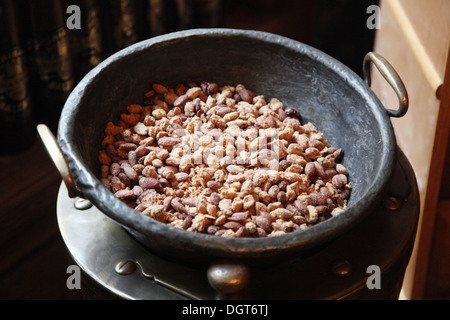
0 0 378 299
0 0 379 154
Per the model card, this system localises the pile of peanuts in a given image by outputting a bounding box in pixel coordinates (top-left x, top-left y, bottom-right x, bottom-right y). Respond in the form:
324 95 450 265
98 82 351 238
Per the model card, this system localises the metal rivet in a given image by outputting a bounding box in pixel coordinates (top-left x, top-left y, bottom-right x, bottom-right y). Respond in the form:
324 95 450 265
115 260 137 275
382 196 402 211
331 260 351 276
74 198 93 210
207 261 250 295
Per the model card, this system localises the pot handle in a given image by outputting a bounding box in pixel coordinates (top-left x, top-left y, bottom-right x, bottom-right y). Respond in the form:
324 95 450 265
37 124 78 198
363 52 409 118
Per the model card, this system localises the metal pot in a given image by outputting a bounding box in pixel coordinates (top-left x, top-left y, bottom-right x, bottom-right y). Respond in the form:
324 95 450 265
38 29 408 269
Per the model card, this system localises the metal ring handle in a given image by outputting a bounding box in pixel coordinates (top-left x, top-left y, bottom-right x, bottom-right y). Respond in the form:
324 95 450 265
37 124 78 198
363 52 409 118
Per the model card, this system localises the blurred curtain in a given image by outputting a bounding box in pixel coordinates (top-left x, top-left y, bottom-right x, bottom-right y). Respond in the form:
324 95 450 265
0 0 223 153
1 0 377 155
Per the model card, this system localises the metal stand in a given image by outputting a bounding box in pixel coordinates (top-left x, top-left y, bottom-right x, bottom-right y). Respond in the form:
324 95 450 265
57 149 419 300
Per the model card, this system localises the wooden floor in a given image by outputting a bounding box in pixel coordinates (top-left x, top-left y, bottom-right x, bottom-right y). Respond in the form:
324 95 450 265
0 139 82 299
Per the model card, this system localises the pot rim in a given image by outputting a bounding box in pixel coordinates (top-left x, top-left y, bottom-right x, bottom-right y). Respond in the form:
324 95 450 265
57 28 396 258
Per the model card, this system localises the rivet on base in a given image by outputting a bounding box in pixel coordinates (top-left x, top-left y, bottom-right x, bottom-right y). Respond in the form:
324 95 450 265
115 260 137 275
331 260 351 276
74 198 93 210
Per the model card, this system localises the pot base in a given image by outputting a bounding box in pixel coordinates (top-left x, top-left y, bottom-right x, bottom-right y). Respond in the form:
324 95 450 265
57 148 419 299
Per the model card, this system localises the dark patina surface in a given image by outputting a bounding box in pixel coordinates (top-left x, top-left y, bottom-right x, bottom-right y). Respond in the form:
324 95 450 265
57 29 405 265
